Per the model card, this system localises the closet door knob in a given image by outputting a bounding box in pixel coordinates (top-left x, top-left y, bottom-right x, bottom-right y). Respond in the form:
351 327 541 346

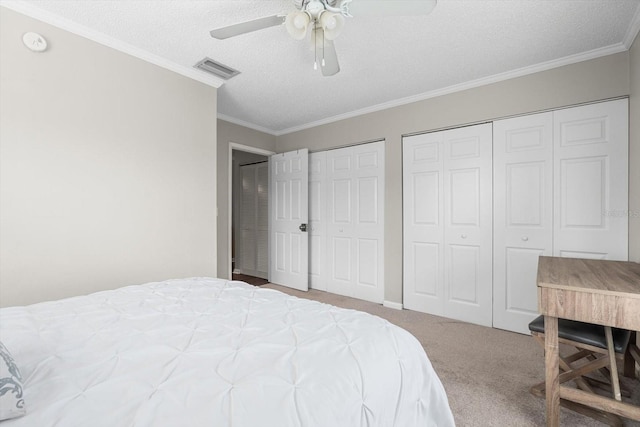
522 236 529 242
461 234 467 239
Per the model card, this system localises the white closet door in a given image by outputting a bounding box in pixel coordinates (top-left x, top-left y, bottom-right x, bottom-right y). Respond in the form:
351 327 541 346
238 163 269 279
403 124 492 327
493 113 553 334
403 132 445 315
309 152 327 291
269 149 309 291
255 163 269 278
326 141 385 303
442 124 493 327
238 164 257 274
553 99 628 261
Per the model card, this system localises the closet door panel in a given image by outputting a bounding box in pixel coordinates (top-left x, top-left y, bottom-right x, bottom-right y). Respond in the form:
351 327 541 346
332 236 352 281
448 244 480 304
255 163 269 277
553 99 628 261
240 229 257 271
326 142 385 303
351 142 385 303
403 133 445 315
238 163 269 279
332 179 352 223
309 152 327 290
326 152 354 296
238 165 256 273
357 238 378 287
411 242 440 297
493 112 553 334
443 124 493 327
449 168 480 226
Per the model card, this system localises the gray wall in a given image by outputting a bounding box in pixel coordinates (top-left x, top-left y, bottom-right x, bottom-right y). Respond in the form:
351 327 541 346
630 33 640 263
0 8 218 307
276 52 633 304
217 120 276 279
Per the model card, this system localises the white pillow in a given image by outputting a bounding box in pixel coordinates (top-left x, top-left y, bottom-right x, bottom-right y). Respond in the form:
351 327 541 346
0 341 25 420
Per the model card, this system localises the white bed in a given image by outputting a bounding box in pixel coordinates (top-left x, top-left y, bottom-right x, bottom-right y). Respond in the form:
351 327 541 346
0 278 454 426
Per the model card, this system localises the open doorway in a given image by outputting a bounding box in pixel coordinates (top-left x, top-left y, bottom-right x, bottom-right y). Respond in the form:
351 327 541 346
228 143 274 285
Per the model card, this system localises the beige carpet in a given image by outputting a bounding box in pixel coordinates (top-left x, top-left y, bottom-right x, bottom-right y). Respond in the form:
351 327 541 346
263 283 640 427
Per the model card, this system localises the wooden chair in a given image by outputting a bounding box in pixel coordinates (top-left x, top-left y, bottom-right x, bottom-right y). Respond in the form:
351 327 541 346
528 315 633 426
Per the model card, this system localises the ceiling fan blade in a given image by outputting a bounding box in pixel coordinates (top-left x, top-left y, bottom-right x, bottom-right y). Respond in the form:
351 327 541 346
343 0 437 17
210 15 286 39
317 38 340 77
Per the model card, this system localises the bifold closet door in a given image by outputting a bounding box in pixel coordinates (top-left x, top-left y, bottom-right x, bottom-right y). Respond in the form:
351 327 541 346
493 99 627 334
403 124 493 327
493 113 553 334
553 98 628 261
326 141 385 303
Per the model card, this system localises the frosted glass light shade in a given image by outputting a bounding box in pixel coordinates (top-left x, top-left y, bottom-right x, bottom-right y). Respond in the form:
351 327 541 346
320 12 344 40
285 11 310 40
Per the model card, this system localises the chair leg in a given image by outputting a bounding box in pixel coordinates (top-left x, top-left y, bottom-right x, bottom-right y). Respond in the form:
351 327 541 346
533 333 596 393
627 340 640 378
604 326 622 402
559 357 595 393
623 331 636 378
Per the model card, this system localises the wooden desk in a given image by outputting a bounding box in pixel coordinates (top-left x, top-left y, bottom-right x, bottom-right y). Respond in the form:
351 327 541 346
537 256 640 427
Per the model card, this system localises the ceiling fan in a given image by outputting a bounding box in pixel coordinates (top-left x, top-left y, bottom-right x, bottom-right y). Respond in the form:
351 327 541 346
210 0 437 77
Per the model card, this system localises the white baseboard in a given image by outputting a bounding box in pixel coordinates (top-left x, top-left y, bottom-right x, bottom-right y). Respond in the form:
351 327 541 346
383 300 403 310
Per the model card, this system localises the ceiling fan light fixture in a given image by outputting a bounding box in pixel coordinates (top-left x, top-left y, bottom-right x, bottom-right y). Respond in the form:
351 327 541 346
285 11 310 40
319 12 344 40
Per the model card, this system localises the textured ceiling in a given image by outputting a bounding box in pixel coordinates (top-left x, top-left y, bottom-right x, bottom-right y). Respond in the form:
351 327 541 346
5 0 640 135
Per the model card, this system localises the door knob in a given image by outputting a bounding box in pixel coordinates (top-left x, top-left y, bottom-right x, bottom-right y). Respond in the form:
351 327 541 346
461 234 467 239
299 223 307 232
522 236 529 242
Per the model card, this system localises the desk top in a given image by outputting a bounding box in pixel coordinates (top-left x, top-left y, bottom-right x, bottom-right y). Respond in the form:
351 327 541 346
537 256 640 298
537 256 640 330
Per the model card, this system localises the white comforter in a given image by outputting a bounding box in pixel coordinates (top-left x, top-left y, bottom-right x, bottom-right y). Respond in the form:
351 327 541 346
0 278 454 427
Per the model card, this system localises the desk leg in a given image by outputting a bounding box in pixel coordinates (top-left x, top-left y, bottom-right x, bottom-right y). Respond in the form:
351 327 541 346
545 315 560 427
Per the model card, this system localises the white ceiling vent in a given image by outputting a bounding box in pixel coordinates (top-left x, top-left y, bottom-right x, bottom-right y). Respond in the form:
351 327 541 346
194 58 240 80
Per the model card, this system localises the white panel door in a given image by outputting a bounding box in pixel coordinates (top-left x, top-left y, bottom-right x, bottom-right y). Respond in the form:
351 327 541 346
402 132 445 315
443 124 493 327
326 142 385 303
309 152 327 290
403 124 492 327
493 113 553 334
269 149 309 291
553 99 628 261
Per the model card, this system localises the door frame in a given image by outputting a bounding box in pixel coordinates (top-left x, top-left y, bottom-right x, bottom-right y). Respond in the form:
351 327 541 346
228 142 275 279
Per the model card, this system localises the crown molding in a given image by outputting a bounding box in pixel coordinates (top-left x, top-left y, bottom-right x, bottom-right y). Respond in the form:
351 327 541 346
217 113 278 136
623 2 640 49
0 1 225 89
273 43 629 136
